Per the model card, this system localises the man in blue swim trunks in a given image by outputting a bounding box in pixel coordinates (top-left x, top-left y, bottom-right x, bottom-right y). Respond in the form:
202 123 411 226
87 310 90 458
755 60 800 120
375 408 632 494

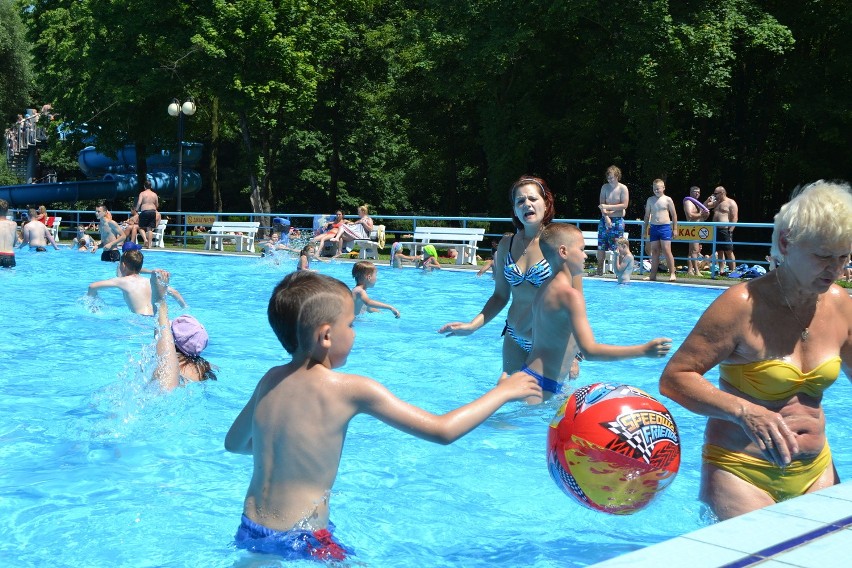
596 165 629 276
511 223 672 404
643 179 678 281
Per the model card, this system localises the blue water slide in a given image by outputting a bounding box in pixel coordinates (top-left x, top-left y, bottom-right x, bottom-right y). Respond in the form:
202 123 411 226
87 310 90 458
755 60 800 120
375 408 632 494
0 143 203 206
77 143 203 177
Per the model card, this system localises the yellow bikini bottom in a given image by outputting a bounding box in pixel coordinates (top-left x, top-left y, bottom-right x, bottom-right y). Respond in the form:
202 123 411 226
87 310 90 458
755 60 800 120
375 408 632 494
702 443 832 502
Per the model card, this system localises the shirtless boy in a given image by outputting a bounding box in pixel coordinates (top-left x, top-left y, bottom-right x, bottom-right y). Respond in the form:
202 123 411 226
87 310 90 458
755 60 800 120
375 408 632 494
225 271 540 560
511 223 671 404
596 165 629 276
18 208 59 252
643 179 678 281
87 249 154 315
0 199 18 267
94 204 126 261
613 236 634 284
706 185 738 274
136 180 159 248
351 261 400 317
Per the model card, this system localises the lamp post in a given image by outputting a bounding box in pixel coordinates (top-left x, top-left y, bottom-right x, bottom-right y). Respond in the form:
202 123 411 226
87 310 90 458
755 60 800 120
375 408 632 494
167 98 196 218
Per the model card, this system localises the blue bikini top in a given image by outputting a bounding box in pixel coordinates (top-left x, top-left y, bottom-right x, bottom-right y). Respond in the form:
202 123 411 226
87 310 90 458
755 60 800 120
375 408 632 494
503 233 552 287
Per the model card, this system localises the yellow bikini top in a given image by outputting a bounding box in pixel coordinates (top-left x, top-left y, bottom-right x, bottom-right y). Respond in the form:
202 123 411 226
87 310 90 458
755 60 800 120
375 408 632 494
719 357 841 401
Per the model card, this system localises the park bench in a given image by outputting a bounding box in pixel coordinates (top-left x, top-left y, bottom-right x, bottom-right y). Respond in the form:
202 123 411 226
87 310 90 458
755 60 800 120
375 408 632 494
203 221 261 253
398 226 486 265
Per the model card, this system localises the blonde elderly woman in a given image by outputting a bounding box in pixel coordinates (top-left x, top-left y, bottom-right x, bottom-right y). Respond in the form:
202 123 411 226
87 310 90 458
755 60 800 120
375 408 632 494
660 180 852 520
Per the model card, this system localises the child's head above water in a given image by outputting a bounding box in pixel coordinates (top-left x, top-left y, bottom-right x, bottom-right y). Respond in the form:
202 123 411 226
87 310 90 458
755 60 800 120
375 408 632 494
267 271 351 355
120 249 144 275
352 260 377 285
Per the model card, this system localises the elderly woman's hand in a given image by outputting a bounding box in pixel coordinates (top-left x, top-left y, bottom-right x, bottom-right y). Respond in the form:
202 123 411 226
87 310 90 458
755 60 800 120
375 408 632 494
737 403 799 466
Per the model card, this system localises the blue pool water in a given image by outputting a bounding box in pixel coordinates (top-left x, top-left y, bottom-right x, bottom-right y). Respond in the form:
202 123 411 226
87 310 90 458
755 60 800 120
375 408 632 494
1 249 850 567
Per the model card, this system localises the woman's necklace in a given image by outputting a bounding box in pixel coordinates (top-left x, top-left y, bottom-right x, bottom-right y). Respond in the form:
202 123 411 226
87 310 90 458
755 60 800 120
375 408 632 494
518 227 542 259
775 270 818 341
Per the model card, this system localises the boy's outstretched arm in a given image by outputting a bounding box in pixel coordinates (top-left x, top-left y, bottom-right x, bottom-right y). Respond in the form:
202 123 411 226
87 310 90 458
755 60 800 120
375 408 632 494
355 289 400 318
568 286 672 360
87 278 119 296
225 388 257 454
356 372 541 445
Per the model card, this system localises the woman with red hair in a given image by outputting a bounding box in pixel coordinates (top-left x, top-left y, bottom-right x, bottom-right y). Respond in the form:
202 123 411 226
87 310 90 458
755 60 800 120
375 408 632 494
440 176 561 373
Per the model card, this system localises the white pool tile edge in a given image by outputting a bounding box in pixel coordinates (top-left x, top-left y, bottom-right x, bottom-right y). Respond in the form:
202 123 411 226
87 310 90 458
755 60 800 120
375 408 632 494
590 481 852 568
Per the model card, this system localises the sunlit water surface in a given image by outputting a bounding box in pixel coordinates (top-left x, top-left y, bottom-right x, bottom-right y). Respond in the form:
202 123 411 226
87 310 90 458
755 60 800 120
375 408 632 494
1 248 849 567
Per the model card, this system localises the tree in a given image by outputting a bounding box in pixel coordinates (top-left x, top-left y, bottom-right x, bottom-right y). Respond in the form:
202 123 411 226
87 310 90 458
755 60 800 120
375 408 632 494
25 0 200 195
0 0 32 120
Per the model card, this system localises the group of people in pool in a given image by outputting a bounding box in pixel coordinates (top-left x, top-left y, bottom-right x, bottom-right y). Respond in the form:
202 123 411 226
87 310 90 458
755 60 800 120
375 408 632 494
2 174 851 561
224 175 852 562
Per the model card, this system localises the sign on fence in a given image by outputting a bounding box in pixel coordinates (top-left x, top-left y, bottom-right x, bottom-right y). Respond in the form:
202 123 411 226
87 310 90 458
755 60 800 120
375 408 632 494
186 215 216 226
675 225 715 242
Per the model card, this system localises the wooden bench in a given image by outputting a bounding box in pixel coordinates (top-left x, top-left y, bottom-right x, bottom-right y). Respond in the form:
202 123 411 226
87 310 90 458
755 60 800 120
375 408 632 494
582 229 628 273
398 226 486 265
203 221 261 253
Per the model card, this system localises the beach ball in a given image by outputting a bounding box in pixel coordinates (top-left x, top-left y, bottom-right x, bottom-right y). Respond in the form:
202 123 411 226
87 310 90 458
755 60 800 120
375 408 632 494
547 383 680 515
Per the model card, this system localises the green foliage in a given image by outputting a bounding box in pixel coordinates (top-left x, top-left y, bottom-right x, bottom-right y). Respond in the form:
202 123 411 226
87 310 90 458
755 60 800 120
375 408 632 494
17 0 850 224
0 0 32 119
0 159 20 185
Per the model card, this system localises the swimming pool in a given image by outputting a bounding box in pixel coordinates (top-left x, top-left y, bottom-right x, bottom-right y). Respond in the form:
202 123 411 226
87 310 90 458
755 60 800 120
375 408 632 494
1 249 850 567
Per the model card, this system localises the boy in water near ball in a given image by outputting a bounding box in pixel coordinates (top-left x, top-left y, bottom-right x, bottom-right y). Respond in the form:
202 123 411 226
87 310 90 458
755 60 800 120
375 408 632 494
511 223 672 404
225 271 540 561
86 249 153 315
351 261 400 317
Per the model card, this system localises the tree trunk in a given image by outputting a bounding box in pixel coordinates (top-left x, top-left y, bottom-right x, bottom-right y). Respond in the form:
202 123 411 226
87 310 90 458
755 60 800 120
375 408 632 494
238 111 269 217
210 97 222 212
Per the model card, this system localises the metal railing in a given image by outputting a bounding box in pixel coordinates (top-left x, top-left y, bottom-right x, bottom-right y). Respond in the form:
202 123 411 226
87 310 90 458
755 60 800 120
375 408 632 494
10 207 775 278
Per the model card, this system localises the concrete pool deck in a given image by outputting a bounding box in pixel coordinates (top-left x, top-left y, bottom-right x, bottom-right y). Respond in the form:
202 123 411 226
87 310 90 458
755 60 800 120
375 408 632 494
592 482 852 567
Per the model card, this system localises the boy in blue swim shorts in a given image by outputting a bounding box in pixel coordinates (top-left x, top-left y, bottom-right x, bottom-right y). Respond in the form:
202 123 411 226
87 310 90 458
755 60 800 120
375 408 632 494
225 272 541 562
643 179 678 281
509 223 672 404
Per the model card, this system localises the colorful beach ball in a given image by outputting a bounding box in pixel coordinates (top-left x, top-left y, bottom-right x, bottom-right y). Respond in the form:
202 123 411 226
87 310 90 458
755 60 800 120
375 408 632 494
547 382 681 515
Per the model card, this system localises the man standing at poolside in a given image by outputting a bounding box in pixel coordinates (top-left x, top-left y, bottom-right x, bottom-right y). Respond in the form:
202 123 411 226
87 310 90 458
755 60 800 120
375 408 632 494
705 186 738 274
136 179 159 249
596 165 629 276
18 207 59 252
94 204 126 262
683 186 709 276
0 199 19 267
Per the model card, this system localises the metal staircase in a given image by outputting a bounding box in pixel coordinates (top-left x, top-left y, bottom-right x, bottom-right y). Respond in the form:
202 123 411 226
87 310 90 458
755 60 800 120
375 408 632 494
4 110 50 181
